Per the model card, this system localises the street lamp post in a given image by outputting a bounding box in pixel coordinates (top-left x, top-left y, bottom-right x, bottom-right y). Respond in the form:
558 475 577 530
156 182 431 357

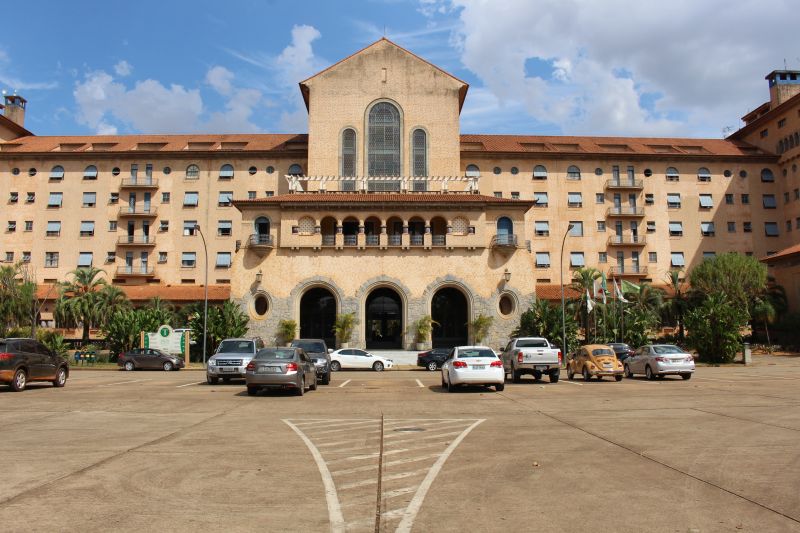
560 223 575 367
194 224 209 367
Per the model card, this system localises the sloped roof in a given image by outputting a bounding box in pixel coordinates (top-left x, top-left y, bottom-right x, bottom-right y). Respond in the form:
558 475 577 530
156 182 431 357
761 243 800 264
0 114 33 138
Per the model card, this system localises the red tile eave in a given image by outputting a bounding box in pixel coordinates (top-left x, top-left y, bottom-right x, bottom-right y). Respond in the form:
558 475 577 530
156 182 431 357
761 243 800 264
0 114 33 138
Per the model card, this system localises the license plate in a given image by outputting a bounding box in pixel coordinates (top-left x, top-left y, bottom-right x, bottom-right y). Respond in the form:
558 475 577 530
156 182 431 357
221 367 237 373
535 365 549 371
472 365 485 370
260 366 281 373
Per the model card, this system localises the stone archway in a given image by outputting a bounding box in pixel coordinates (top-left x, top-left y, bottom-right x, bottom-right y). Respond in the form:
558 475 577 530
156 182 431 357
299 287 337 348
431 287 469 348
365 287 403 349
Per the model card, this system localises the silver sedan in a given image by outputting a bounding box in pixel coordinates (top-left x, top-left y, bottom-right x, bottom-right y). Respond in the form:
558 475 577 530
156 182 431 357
245 348 317 396
624 344 695 380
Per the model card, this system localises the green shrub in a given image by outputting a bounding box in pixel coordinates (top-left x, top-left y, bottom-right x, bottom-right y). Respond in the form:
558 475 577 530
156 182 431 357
685 294 747 364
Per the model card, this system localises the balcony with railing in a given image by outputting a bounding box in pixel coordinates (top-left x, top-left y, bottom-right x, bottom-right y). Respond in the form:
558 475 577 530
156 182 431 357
606 206 645 217
343 234 357 247
366 235 380 246
120 177 159 189
117 235 156 246
118 206 158 217
321 234 335 247
388 235 402 246
247 233 274 249
608 265 648 276
491 234 518 250
607 235 646 246
432 234 446 247
410 234 424 246
605 179 644 190
116 265 155 277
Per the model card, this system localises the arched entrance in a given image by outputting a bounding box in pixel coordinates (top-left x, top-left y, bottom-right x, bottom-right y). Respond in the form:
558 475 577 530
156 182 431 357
300 287 336 348
431 287 468 348
365 288 403 349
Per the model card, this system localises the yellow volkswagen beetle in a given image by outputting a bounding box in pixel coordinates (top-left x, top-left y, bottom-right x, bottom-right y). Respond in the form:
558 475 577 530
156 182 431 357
567 344 624 382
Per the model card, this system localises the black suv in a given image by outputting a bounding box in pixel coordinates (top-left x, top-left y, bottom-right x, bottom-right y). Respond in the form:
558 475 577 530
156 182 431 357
0 338 69 392
290 339 331 385
417 348 452 371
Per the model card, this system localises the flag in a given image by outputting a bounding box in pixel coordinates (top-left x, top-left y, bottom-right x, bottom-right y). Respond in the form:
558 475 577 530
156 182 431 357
621 279 640 294
600 273 608 304
614 279 629 303
586 289 594 313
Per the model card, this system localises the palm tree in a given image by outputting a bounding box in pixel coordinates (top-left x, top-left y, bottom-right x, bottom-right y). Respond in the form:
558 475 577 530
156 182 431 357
664 269 688 342
56 267 108 342
571 267 601 342
752 298 776 349
626 282 664 316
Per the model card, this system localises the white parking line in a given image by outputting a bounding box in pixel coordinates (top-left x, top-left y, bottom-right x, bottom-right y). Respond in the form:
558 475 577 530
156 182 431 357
561 380 583 386
338 468 429 490
338 379 351 388
98 379 150 387
176 381 205 388
415 379 425 388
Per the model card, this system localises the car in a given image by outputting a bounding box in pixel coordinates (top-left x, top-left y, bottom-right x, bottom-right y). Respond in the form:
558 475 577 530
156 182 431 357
440 346 505 392
624 344 695 380
207 338 265 384
0 337 69 392
330 348 393 371
608 342 635 361
118 348 185 371
417 348 451 371
567 344 624 381
245 347 317 396
500 337 561 383
290 339 332 385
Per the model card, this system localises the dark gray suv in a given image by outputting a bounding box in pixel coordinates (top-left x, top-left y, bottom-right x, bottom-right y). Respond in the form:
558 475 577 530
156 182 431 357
290 339 332 385
0 338 69 392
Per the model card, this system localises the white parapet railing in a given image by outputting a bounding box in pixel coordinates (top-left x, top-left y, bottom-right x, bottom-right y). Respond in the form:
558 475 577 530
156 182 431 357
283 175 481 194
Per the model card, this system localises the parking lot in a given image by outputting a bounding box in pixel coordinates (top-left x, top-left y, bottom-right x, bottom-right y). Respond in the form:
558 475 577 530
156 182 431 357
2 359 800 532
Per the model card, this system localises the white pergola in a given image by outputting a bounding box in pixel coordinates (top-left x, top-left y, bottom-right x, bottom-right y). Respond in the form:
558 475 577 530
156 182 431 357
284 175 481 193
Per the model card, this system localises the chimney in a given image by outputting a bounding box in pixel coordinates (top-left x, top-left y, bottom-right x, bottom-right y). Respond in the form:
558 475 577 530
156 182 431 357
3 93 26 127
766 70 800 109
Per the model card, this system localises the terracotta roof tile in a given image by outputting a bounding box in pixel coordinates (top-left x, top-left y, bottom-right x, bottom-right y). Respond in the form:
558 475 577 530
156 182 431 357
36 284 230 302
761 243 800 263
234 192 535 207
535 284 582 301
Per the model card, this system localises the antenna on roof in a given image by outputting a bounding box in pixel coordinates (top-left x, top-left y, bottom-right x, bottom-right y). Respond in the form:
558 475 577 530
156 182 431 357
722 125 733 138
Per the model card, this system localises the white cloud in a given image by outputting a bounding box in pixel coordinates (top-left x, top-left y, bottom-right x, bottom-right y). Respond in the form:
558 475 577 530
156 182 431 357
424 0 798 136
275 25 323 87
0 47 58 91
206 65 234 96
113 60 133 77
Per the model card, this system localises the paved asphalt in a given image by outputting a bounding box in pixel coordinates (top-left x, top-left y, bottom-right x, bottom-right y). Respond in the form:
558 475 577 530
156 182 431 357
1 357 800 532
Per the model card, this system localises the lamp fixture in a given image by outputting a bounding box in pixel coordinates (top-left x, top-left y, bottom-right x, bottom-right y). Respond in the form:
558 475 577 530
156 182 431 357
255 270 263 284
503 268 511 283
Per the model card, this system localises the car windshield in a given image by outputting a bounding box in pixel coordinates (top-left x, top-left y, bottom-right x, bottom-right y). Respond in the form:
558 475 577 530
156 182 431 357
255 349 295 360
292 341 325 353
457 348 496 358
516 339 548 348
216 340 254 354
652 345 684 355
591 348 615 356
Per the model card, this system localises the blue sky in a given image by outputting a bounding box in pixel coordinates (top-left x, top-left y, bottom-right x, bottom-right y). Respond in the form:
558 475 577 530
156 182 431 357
0 0 795 138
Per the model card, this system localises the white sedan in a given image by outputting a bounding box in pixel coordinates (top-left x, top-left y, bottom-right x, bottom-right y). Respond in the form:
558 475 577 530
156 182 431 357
329 349 394 371
441 346 505 392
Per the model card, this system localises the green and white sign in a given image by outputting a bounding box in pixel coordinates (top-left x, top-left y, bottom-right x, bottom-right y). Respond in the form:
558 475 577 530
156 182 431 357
144 325 186 355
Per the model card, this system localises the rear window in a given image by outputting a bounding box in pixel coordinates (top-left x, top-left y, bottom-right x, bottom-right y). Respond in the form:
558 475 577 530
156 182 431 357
0 341 6 352
652 345 684 355
292 341 326 353
516 339 548 348
255 349 296 360
457 348 496 358
591 348 614 356
217 340 254 354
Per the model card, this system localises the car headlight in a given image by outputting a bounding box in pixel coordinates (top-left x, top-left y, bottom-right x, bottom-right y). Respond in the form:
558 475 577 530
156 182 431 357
208 360 215 366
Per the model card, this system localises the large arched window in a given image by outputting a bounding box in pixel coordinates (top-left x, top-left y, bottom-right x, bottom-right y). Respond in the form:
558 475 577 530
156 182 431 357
254 216 270 236
368 102 401 176
341 128 357 177
411 128 427 177
465 164 480 177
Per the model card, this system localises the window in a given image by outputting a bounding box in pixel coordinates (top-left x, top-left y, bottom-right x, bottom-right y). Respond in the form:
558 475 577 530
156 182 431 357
667 193 681 208
765 222 779 236
412 180 427 191
569 221 583 237
595 193 604 204
451 217 469 235
218 191 233 207
598 252 607 263
668 222 683 236
215 252 232 268
50 165 64 180
763 194 777 208
648 252 657 263
570 252 585 267
7 221 16 232
288 163 303 176
186 164 200 180
106 252 116 263
265 191 274 197
788 220 793 232
535 252 550 268
797 217 800 230
412 128 427 177
80 221 95 237
248 191 256 200
511 192 520 200
77 252 93 267
795 189 799 200
4 252 12 262
785 192 791 203
9 192 18 203
24 221 32 232
699 194 713 208
26 192 35 203
567 192 582 208
45 252 58 268
465 164 480 178
703 252 716 259
162 192 170 204
671 252 685 267
82 192 96 207
760 129 768 138
533 165 548 180
697 167 711 182
46 221 61 237
566 165 581 180
183 221 197 236
645 194 654 205
183 192 199 206
761 168 775 182
597 221 606 232
217 220 232 237
110 192 119 204
533 192 548 207
21 251 30 263
700 222 715 236
743 222 752 233
341 180 356 191
181 252 197 268
493 167 502 175
47 192 63 207
109 221 117 231
158 252 168 263
83 165 98 179
725 194 734 205
727 222 736 233
341 128 357 177
778 118 787 128
160 220 169 232
368 102 401 176
666 167 679 181
534 221 550 236
219 164 234 179
741 194 749 205
646 221 656 233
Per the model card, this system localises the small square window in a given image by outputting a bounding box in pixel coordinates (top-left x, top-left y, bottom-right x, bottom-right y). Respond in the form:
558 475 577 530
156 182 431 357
47 193 63 208
595 193 605 204
743 222 752 233
569 221 583 237
77 252 93 267
671 252 685 267
570 252 585 267
24 221 33 232
45 252 59 268
183 192 199 207
644 194 654 205
7 221 16 232
764 222 779 236
21 252 30 263
667 193 681 209
162 192 170 204
183 221 197 236
534 221 550 237
218 191 233 207
699 194 713 208
248 191 256 200
668 222 683 237
109 221 118 231
217 220 233 237
265 191 274 197
727 221 736 233
493 192 502 198
646 221 656 233
741 194 750 205
5 252 13 262
567 192 582 208
598 252 607 263
511 192 520 200
215 252 232 268
82 192 96 208
725 194 734 205
787 220 792 232
26 192 35 203
785 192 791 204
160 220 170 232
106 252 116 263
763 194 777 208
9 192 18 203
158 252 168 264
110 193 119 204
80 221 95 237
535 252 550 268
596 221 606 232
648 252 657 263
181 252 197 268
760 129 769 138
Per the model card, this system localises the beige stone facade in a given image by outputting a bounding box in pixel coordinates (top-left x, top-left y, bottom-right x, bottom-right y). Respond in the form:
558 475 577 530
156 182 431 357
2 40 799 344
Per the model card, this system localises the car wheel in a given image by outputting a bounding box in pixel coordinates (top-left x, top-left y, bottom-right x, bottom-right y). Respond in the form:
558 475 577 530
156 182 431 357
330 360 341 372
512 369 522 383
427 361 438 371
124 361 135 371
10 368 26 392
533 371 542 381
247 386 258 396
163 361 173 372
583 367 592 382
53 367 67 388
207 375 218 385
549 369 559 383
495 383 505 392
614 375 623 382
645 365 655 380
296 377 305 396
624 364 633 378
321 372 331 385
372 361 384 372
681 373 692 380
310 374 318 390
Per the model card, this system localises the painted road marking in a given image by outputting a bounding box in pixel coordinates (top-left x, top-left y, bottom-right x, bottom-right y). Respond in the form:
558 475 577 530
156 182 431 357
98 379 150 387
415 379 425 388
562 380 583 386
285 417 484 533
338 379 352 388
176 381 205 388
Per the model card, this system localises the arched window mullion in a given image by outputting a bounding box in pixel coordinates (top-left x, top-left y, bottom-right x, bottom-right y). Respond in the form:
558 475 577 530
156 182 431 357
412 128 427 178
368 102 401 177
341 128 357 177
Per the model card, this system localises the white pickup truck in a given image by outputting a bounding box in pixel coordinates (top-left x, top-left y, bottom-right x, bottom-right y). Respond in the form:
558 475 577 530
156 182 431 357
500 337 562 383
